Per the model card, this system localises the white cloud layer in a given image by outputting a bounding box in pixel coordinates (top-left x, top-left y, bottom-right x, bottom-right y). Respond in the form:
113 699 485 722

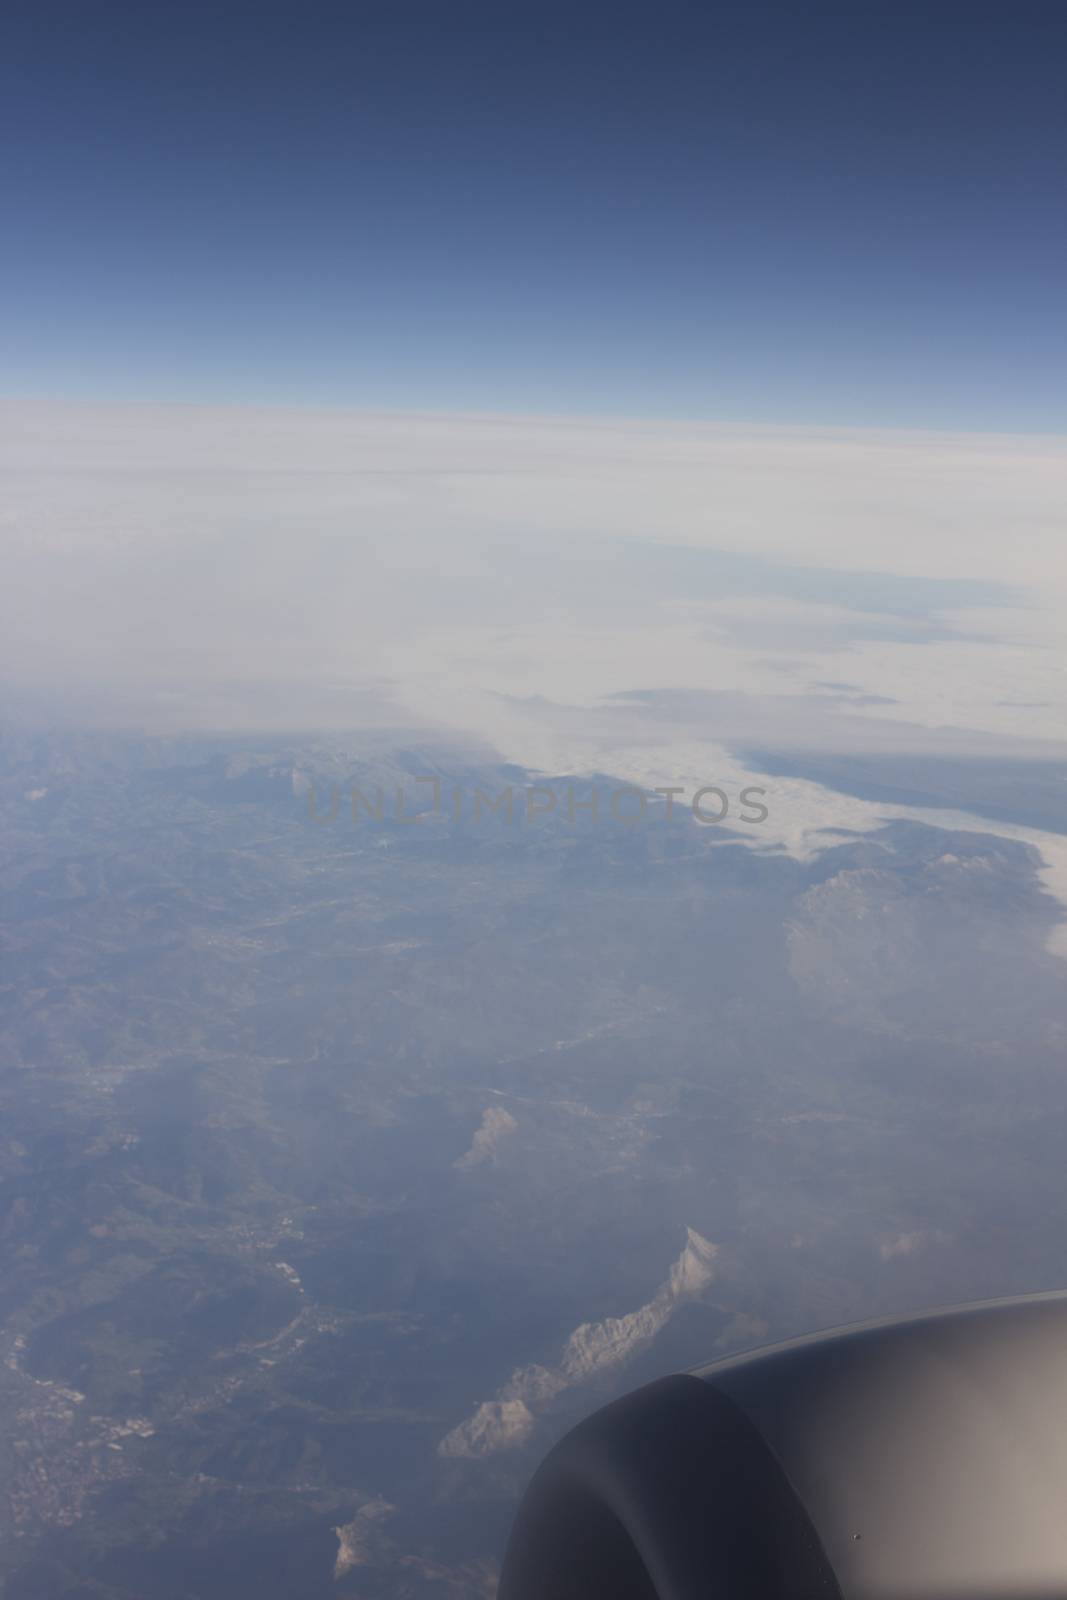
4 401 1066 947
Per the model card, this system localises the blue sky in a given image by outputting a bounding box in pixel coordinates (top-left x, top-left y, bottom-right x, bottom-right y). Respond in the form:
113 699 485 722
3 0 1065 428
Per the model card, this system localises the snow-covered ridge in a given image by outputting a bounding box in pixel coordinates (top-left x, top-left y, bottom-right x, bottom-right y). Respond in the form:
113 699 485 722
439 1227 717 1459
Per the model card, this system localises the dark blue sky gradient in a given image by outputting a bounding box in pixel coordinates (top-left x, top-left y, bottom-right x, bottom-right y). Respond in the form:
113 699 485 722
3 1 1065 426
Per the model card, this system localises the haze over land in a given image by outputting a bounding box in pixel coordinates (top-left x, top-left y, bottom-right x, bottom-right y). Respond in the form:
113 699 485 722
2 402 1066 1596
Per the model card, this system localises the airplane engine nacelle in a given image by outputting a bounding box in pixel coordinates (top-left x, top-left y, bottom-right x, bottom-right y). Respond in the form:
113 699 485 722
499 1291 1067 1599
